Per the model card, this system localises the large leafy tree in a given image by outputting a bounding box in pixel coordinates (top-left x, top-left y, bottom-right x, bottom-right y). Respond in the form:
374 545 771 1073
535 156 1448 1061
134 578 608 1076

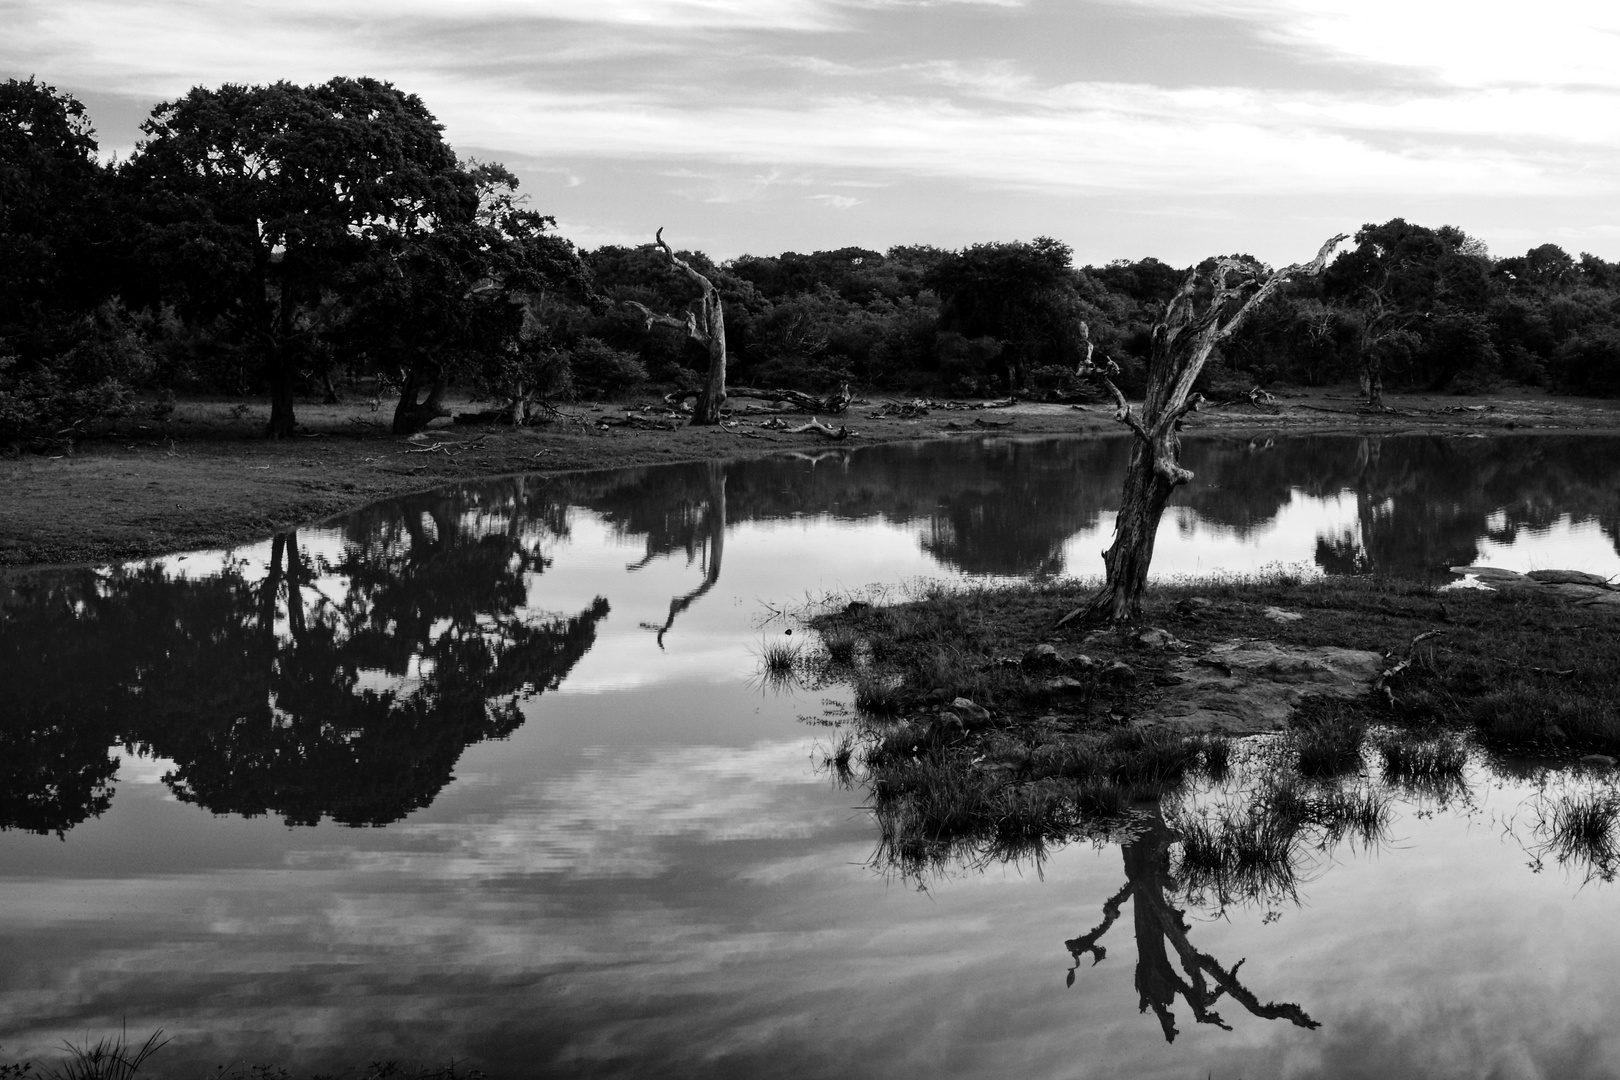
339 161 598 433
0 77 113 339
0 78 158 447
127 77 473 437
1322 218 1496 402
925 237 1085 393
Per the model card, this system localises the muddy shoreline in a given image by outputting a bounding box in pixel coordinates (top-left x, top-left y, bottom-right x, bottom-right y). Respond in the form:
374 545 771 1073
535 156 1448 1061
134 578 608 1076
5 386 1618 571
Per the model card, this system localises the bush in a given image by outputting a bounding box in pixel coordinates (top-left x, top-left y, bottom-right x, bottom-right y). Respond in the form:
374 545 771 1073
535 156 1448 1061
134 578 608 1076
567 336 647 400
1552 328 1620 396
0 303 168 448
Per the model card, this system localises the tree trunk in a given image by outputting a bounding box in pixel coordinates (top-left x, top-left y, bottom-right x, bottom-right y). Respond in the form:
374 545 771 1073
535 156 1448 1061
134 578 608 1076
266 251 300 439
691 295 727 425
1360 358 1384 410
1092 445 1178 623
266 360 297 439
1065 236 1346 627
392 359 450 435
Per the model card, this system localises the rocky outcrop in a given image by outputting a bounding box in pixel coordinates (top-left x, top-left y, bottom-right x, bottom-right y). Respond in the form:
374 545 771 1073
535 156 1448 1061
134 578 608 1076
1151 639 1386 735
1451 566 1620 610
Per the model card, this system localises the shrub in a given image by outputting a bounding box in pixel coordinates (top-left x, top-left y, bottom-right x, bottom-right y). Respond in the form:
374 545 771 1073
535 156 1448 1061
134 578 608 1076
567 336 647 400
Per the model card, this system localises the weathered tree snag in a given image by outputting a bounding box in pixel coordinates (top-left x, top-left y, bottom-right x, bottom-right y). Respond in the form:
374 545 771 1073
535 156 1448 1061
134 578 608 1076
1062 236 1347 626
623 228 728 426
1065 802 1318 1043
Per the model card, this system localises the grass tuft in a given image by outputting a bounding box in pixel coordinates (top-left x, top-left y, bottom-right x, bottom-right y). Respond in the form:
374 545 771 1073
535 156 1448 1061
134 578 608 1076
45 1029 168 1080
819 626 860 665
1376 732 1469 799
1293 713 1366 779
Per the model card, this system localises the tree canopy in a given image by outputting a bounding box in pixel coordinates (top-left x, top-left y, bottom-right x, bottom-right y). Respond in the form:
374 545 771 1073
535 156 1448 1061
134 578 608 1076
10 74 1620 451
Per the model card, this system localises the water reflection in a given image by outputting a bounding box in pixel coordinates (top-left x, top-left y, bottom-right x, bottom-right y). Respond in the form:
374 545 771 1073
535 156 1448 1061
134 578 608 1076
1 489 611 832
5 434 1620 839
1065 801 1318 1043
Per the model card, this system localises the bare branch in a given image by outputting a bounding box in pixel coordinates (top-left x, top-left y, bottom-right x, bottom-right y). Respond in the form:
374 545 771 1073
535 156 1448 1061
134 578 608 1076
1216 233 1348 344
621 298 706 345
655 225 717 297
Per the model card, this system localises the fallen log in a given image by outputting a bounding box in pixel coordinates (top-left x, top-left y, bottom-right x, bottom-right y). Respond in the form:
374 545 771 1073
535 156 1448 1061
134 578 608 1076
788 417 850 440
666 383 852 414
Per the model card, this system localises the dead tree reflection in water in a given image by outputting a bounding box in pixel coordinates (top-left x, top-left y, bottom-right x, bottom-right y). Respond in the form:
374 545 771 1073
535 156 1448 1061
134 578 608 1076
1065 802 1319 1043
637 462 726 648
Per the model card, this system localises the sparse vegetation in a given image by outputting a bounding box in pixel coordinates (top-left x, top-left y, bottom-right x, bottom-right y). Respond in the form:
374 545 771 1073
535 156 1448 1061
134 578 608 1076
0 1034 485 1080
804 571 1620 881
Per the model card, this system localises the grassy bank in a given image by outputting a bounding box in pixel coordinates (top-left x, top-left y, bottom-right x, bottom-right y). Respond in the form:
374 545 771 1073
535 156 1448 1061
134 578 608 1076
4 387 1615 571
800 573 1620 876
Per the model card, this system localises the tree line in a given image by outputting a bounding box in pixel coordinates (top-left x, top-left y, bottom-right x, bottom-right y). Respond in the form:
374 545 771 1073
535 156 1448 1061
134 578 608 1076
7 74 1620 446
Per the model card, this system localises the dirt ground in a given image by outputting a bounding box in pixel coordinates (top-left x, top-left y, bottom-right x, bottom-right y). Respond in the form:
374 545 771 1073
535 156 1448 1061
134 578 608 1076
6 386 1619 571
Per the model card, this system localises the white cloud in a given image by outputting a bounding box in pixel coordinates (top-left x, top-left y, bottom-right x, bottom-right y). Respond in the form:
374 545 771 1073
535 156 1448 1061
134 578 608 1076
1106 0 1620 89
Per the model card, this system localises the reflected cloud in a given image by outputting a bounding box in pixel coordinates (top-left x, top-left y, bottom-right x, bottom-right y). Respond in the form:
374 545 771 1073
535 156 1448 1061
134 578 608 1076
340 738 842 880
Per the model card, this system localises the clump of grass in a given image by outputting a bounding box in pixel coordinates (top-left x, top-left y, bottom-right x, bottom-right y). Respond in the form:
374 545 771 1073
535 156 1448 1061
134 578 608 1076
1175 779 1389 908
1194 734 1232 781
45 1029 168 1080
1178 807 1299 907
1100 726 1198 788
1293 714 1366 779
852 672 903 716
819 626 860 665
1524 788 1620 884
818 730 858 785
757 636 800 675
1376 732 1469 799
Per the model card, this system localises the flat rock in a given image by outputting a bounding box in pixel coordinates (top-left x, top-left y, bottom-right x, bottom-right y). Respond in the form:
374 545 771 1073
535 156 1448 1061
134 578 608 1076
1103 660 1137 685
1134 627 1181 649
1537 582 1611 603
1150 639 1385 735
1263 606 1304 623
1451 565 1526 582
949 696 994 727
1022 643 1060 669
1527 570 1615 589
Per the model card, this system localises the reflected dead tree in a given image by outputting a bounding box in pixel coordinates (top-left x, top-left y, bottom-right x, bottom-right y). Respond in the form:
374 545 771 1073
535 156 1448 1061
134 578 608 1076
1065 803 1319 1043
640 462 727 648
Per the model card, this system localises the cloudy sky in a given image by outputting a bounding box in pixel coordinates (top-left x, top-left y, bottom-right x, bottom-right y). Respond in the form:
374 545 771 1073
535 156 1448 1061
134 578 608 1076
5 0 1619 265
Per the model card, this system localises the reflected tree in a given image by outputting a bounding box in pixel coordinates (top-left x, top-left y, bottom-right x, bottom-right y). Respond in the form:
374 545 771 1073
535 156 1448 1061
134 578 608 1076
1064 802 1319 1042
0 481 608 832
0 575 124 837
635 462 726 647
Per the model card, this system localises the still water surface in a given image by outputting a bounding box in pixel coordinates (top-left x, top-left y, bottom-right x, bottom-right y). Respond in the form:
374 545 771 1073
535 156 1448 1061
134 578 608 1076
3 433 1620 1077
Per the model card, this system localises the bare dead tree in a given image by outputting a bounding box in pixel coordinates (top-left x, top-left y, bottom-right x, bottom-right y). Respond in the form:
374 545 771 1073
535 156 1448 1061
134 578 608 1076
622 228 728 425
1062 236 1347 626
